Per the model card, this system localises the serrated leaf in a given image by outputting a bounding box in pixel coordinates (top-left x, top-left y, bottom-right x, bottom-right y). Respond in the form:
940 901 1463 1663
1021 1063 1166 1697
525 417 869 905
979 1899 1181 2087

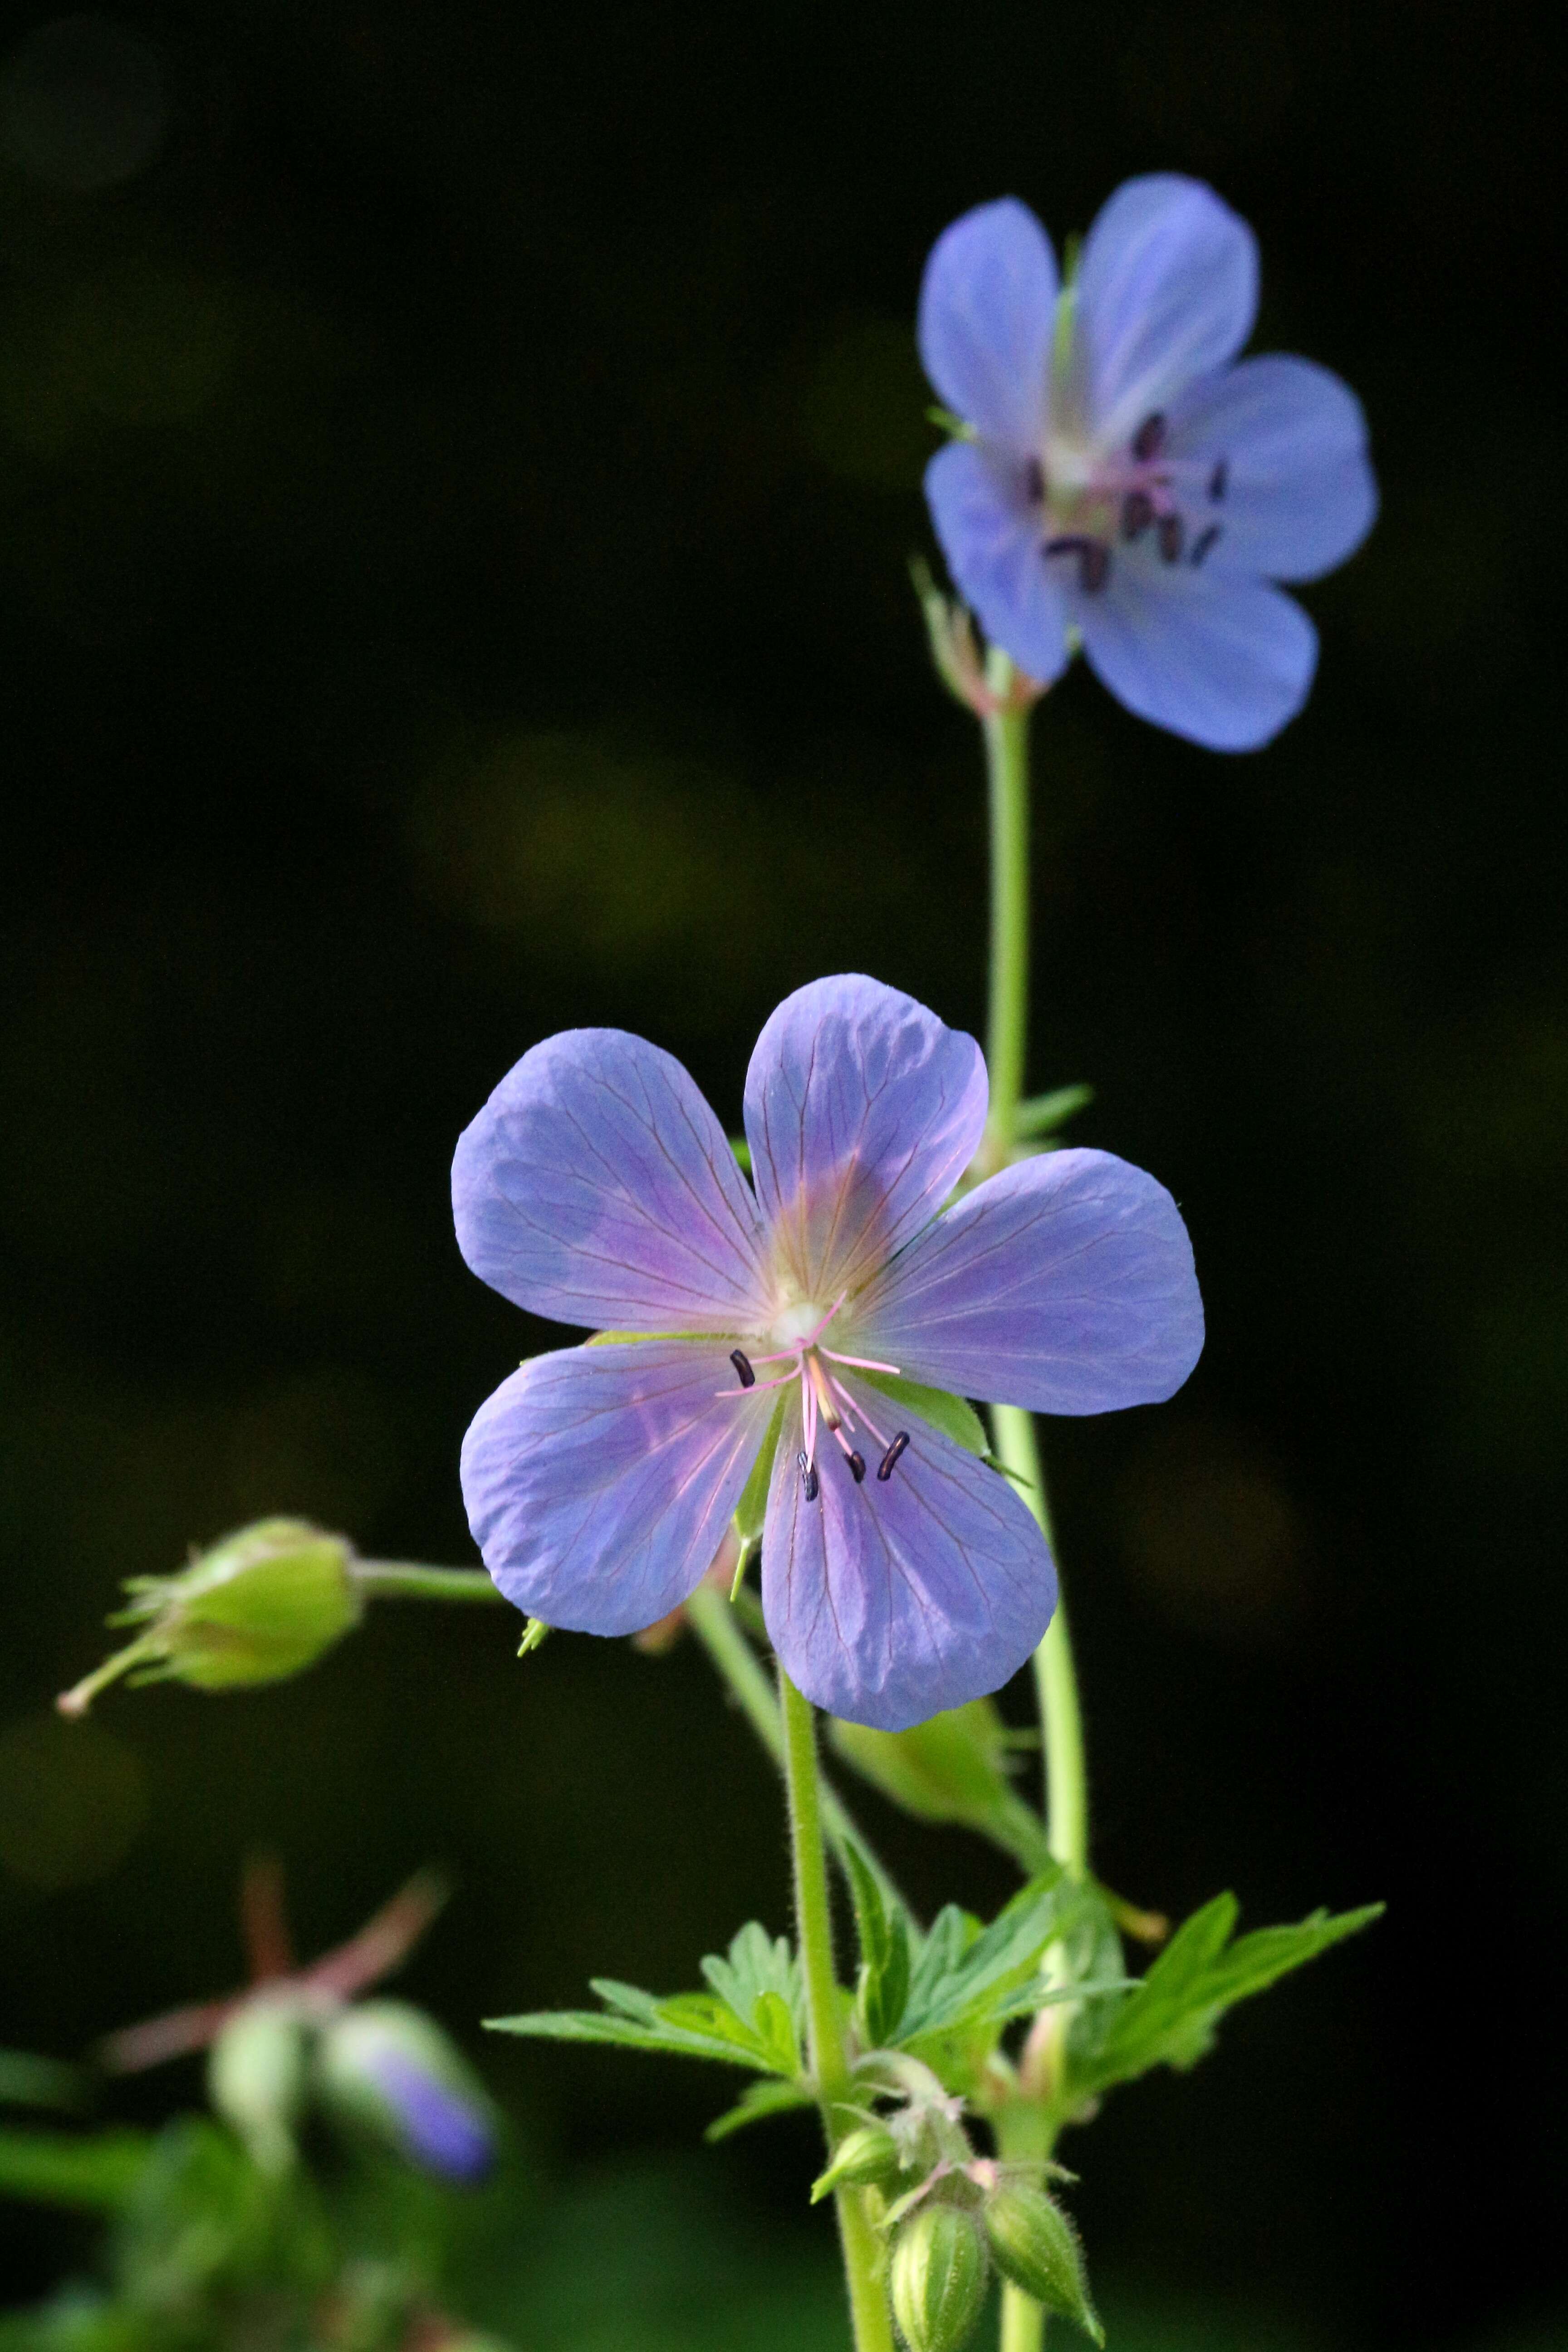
858 1372 989 1456
1068 1898 1383 2100
700 1922 805 2046
704 2078 815 2143
485 2005 758 2065
899 1869 1087 2045
0 2126 152 2211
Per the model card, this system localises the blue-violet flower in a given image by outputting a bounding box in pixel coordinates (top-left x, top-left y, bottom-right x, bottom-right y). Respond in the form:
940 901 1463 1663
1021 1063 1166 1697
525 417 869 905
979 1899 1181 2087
919 175 1377 750
454 976 1203 1729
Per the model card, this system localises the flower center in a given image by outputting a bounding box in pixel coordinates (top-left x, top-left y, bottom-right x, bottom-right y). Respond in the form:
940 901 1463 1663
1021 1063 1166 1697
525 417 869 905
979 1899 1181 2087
1023 411 1229 596
716 1295 909 1501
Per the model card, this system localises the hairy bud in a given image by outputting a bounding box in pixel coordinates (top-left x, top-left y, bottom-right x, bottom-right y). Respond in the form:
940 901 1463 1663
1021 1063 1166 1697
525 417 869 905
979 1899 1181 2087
810 2122 903 2203
890 2202 988 2352
207 1996 308 2175
982 2181 1102 2344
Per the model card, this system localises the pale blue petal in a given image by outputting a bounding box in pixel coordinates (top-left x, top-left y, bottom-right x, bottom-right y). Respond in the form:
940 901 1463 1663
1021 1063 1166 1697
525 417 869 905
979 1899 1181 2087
857 1148 1203 1414
1078 567 1317 752
1171 354 1377 582
761 1379 1054 1730
924 441 1073 688
1077 175 1258 448
743 976 988 1304
453 1029 769 1333
917 197 1058 451
461 1341 772 1634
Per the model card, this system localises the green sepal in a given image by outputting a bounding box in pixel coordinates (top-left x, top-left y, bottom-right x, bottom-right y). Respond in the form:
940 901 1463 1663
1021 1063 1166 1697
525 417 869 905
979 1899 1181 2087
729 1135 752 1173
890 2203 989 2352
857 1373 988 1457
983 2184 1102 2344
733 1396 784 1545
810 2122 902 2203
829 1700 1054 1877
1014 1084 1094 1139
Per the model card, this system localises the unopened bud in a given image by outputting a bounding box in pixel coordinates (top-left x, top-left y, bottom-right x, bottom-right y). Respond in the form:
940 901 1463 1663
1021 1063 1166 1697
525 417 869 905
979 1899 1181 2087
982 2183 1102 2345
890 2203 988 2352
810 2122 902 2203
57 1519 363 1715
208 1996 308 2175
316 2000 495 2184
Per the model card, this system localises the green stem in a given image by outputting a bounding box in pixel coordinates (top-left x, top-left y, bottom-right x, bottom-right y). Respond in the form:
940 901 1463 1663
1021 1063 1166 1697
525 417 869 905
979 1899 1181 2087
779 1667 896 2352
982 663 1032 1155
350 1562 507 1603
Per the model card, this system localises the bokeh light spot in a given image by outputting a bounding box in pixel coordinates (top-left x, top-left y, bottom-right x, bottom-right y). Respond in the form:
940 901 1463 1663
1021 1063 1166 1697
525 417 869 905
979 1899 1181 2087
0 1711 148 1887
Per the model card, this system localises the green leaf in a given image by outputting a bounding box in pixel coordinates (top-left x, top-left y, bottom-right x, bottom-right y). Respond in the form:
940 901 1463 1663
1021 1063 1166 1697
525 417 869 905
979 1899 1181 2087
703 2078 814 2143
0 2127 152 2212
1068 1897 1384 2100
842 1837 911 2048
829 1700 1054 1877
858 1372 988 1457
899 1869 1090 2047
700 1922 805 2048
487 1922 807 2080
485 2002 756 2067
733 1396 784 1544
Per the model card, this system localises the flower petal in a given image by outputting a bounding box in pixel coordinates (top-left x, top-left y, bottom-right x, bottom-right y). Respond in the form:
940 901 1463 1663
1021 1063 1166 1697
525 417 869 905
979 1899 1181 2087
1077 566 1318 752
1171 353 1377 583
453 1029 768 1332
917 197 1058 451
1077 175 1258 448
744 976 988 1303
762 1380 1054 1730
461 1341 772 1634
856 1148 1203 1414
924 441 1073 689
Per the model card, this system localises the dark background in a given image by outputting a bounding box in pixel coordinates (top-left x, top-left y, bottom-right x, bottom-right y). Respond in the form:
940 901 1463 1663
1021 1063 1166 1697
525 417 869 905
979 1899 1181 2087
1 0 1562 2342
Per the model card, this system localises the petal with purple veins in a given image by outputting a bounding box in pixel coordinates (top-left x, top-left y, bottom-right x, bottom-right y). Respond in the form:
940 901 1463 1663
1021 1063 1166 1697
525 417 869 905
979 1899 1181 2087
1078 566 1318 752
453 1029 769 1332
762 1381 1055 1731
461 1341 773 1635
917 196 1059 453
1171 353 1377 583
855 1148 1203 1415
1077 176 1259 449
924 441 1074 690
744 976 988 1303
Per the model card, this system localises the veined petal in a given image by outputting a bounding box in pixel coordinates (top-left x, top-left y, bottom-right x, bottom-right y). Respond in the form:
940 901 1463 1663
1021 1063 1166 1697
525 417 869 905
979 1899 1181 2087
917 197 1058 452
453 1029 768 1332
1172 354 1377 583
856 1149 1203 1415
762 1380 1054 1730
1077 175 1258 449
744 976 988 1303
925 441 1073 689
1077 566 1317 752
461 1342 772 1634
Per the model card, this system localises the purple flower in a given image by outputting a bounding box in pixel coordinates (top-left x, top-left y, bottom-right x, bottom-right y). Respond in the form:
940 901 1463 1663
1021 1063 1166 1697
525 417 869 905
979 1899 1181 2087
919 176 1377 750
454 976 1202 1730
318 2000 496 2184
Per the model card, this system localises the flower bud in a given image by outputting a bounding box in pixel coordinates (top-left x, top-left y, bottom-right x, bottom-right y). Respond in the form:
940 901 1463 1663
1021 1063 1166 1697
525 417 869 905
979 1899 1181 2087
207 1995 308 2175
810 2122 903 2203
315 2000 495 2184
57 1519 363 1715
890 2203 988 2352
982 2183 1102 2345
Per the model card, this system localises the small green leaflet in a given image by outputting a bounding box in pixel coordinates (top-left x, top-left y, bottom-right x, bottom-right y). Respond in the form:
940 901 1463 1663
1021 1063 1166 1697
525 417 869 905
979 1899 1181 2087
1067 1893 1384 2100
486 1922 804 2081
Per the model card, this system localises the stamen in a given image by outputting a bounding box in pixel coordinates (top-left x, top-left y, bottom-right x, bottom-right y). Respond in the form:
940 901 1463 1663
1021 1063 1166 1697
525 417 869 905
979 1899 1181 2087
1044 535 1111 595
847 1451 866 1484
1190 523 1221 568
797 1450 820 1504
876 1431 910 1483
729 1349 755 1388
1209 458 1228 503
819 1346 902 1375
1023 455 1045 504
1157 514 1184 564
1132 412 1167 461
1121 490 1154 541
834 1376 891 1451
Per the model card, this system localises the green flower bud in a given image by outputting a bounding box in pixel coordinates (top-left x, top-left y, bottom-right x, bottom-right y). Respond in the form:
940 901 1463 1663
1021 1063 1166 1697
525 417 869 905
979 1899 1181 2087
982 2183 1102 2345
207 1996 309 2175
810 2122 903 2203
890 2203 988 2352
57 1519 363 1715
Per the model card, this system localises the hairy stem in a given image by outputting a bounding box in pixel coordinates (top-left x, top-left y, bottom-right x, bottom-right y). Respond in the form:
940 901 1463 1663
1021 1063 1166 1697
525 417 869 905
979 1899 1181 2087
779 1667 895 2352
350 1562 507 1602
983 666 1032 1156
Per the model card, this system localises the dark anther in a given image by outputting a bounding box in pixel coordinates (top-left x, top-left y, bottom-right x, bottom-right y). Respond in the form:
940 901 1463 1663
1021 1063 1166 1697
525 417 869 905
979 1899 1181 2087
1121 490 1154 541
729 1349 755 1388
1044 534 1111 595
1208 458 1228 503
1190 523 1222 569
798 1450 820 1504
1023 455 1045 504
1132 412 1166 462
876 1431 911 1483
847 1450 867 1484
1157 513 1184 564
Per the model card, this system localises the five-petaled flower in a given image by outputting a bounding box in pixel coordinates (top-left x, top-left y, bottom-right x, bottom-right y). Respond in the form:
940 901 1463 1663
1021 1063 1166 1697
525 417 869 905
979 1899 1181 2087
919 175 1377 751
454 976 1203 1730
